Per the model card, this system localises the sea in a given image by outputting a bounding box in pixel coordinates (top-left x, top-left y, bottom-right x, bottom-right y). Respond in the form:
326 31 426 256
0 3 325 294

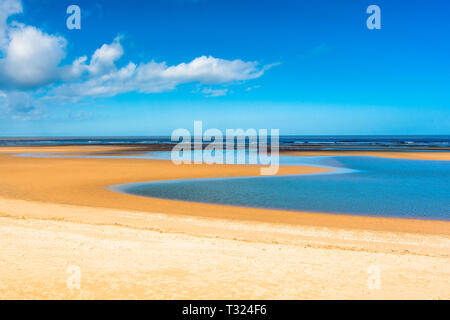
1 135 449 150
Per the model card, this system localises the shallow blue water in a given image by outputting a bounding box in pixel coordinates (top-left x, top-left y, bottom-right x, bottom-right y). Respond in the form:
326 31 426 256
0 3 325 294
119 156 450 220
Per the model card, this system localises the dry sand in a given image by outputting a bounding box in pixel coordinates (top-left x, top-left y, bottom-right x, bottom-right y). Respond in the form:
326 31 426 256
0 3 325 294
0 146 449 299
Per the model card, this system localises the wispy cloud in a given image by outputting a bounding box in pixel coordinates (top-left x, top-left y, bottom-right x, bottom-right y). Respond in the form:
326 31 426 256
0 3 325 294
201 88 229 97
246 85 262 92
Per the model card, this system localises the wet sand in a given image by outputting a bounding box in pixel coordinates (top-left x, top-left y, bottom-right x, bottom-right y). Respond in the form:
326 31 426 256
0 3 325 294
0 146 449 299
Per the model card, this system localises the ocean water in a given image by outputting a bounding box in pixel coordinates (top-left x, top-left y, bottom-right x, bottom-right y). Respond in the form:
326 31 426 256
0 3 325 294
1 135 450 150
119 156 450 220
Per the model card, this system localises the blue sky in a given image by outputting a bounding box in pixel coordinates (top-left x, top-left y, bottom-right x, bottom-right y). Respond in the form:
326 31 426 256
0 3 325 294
0 0 449 136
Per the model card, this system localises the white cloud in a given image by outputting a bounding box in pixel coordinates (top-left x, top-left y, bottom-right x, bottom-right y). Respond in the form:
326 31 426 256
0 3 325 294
0 0 275 115
53 52 264 99
60 36 124 81
161 55 263 84
201 87 228 97
87 36 123 76
1 25 66 88
246 84 262 91
62 55 88 80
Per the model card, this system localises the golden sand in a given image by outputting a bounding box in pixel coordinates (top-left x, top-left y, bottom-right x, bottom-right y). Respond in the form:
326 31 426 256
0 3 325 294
0 146 449 299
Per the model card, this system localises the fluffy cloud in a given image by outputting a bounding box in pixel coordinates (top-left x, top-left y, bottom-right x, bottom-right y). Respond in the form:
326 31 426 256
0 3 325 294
87 36 124 76
0 0 272 114
54 51 263 98
161 55 263 84
1 26 66 88
60 36 124 81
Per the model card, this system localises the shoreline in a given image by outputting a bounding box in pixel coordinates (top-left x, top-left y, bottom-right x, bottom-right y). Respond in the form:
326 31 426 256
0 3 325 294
0 145 449 299
0 145 448 234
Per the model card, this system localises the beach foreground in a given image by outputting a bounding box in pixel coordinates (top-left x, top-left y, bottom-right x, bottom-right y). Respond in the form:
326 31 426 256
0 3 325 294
0 146 449 299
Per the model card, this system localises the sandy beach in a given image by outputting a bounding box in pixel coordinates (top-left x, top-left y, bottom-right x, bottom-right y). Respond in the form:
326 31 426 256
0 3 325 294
0 146 449 299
